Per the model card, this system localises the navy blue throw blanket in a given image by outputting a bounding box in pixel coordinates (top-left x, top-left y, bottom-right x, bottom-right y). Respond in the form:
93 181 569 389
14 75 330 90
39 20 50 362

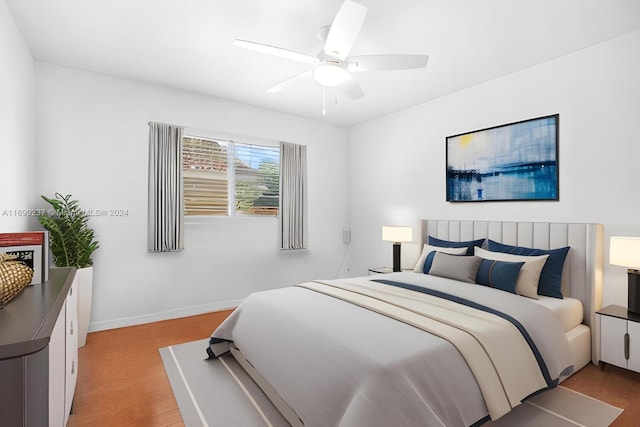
372 279 557 389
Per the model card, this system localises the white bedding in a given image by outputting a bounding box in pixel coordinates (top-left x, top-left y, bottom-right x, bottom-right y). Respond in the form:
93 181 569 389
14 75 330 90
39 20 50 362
210 272 574 427
530 295 584 332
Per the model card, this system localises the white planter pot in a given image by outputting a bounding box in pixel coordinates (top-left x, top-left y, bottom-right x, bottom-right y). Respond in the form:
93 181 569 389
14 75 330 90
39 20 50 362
75 266 93 347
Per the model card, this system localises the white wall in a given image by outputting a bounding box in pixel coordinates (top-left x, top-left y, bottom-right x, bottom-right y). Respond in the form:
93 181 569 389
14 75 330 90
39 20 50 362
23 23 640 327
35 62 350 330
0 0 36 231
348 30 640 307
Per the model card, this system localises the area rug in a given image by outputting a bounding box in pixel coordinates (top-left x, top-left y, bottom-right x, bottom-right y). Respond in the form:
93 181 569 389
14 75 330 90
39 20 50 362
160 339 622 427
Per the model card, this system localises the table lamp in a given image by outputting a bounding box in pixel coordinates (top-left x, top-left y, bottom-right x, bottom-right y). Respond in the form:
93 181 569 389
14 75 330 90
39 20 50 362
382 226 413 272
610 236 640 314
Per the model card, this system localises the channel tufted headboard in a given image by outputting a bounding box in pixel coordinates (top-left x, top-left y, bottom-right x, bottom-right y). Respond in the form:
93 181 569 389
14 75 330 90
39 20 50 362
419 220 604 363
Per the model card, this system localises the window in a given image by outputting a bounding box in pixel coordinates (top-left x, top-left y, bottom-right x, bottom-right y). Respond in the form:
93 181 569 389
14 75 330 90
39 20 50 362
183 135 280 217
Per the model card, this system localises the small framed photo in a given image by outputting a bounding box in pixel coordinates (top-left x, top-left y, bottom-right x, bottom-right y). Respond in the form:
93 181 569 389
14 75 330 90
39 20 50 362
1 245 42 284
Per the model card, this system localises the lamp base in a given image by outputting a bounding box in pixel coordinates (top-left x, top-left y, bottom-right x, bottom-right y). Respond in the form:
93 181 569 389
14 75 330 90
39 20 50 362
628 270 640 314
392 243 401 272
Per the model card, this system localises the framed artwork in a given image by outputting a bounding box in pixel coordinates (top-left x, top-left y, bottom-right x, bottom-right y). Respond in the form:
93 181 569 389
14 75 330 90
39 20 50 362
446 114 559 202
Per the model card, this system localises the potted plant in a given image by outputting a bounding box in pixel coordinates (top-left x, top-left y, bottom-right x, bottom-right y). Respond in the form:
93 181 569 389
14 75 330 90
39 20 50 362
38 193 99 347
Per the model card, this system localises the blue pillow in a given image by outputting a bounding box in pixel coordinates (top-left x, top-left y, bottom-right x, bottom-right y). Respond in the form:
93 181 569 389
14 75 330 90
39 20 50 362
428 236 486 256
475 259 525 294
487 240 570 299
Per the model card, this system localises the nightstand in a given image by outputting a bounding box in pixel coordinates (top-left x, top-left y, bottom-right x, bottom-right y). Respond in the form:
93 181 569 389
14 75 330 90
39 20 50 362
368 267 394 275
597 304 640 373
368 267 413 275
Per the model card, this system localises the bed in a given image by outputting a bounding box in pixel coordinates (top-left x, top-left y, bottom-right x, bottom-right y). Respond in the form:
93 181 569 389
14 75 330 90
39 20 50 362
208 220 604 427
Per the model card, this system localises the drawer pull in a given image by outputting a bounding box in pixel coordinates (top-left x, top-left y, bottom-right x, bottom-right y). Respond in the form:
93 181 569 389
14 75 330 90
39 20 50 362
624 333 630 360
70 321 74 335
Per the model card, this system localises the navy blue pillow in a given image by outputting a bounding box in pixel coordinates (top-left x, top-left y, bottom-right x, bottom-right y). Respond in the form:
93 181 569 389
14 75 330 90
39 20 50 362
475 259 524 294
428 236 486 256
487 240 570 299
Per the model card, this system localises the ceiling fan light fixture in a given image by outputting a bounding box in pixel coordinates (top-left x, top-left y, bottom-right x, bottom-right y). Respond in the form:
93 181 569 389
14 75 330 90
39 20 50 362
313 63 350 87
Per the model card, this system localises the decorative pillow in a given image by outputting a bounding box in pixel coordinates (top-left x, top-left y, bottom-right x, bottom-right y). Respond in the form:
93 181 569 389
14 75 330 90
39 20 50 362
428 252 482 283
474 247 548 299
475 259 525 294
487 240 570 299
428 236 486 256
413 244 468 273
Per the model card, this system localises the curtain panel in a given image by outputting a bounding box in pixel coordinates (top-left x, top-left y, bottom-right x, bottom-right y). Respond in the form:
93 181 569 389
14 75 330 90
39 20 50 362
148 122 184 252
279 141 308 250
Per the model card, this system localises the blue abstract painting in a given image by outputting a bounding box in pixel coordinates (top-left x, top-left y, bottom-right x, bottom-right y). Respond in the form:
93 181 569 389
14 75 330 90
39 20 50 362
446 115 559 202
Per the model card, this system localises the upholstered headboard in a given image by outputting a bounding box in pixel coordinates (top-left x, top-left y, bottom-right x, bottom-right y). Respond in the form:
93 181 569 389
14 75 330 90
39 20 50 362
419 220 604 361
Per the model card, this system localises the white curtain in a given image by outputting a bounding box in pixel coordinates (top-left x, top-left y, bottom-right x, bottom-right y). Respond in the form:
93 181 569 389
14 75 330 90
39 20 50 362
148 122 184 252
279 141 308 250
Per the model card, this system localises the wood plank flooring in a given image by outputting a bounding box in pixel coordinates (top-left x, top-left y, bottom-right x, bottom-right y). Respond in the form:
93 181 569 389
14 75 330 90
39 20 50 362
67 310 232 427
68 310 639 426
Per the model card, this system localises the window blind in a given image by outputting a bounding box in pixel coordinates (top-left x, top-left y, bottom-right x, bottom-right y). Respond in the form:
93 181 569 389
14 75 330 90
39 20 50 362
183 137 229 216
183 136 280 217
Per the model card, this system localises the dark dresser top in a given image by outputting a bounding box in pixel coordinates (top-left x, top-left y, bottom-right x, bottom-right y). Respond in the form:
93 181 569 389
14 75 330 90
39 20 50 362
0 267 76 360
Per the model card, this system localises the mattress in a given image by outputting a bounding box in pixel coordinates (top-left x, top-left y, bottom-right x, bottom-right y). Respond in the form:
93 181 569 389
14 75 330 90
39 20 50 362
530 295 584 332
565 324 591 374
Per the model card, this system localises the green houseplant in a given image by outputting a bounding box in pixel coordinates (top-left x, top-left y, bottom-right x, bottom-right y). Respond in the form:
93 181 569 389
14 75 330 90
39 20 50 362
37 193 99 268
38 193 99 347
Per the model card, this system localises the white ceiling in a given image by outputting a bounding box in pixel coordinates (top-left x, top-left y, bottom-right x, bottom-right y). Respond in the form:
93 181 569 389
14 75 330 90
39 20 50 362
6 0 640 127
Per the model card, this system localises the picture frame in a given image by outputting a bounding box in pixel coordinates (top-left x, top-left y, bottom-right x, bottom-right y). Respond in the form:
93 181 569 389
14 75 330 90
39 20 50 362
0 231 49 285
446 114 559 202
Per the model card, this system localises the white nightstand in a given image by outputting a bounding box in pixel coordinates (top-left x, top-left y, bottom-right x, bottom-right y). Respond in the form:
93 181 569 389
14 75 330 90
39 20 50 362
597 305 640 373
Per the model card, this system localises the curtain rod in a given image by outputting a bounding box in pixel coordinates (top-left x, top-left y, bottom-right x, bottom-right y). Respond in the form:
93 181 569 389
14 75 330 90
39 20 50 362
148 122 285 147
148 121 185 127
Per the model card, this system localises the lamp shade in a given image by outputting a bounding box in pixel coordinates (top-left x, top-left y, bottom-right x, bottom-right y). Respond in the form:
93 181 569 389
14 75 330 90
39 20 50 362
382 226 413 243
610 236 640 269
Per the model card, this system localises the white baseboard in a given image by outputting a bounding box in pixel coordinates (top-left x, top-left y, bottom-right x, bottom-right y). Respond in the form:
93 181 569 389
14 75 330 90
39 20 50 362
87 299 243 332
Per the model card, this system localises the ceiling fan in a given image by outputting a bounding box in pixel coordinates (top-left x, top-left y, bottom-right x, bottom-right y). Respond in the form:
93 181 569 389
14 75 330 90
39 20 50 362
233 0 429 105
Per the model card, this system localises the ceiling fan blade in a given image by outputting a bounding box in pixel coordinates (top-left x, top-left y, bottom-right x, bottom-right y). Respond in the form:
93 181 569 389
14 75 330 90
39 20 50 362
324 0 367 61
267 70 313 93
347 54 429 71
338 73 364 100
233 39 318 64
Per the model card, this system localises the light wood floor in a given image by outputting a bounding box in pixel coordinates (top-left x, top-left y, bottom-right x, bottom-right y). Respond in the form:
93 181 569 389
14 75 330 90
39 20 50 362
67 310 233 427
68 310 640 426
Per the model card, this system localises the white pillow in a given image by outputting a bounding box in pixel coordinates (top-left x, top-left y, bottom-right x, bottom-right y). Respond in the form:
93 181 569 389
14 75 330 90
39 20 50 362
413 244 468 273
474 247 548 299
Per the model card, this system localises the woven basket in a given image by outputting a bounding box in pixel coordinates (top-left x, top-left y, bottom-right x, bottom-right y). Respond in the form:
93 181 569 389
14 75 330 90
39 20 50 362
0 253 34 308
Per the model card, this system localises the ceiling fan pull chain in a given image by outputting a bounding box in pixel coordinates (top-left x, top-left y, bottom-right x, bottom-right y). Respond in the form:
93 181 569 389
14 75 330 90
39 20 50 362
322 86 327 116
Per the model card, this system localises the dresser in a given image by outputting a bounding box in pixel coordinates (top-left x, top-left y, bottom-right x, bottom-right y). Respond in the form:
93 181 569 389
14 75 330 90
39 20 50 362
0 267 78 426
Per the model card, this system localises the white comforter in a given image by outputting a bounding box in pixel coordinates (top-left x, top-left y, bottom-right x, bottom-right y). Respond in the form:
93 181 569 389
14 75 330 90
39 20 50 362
210 272 573 427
